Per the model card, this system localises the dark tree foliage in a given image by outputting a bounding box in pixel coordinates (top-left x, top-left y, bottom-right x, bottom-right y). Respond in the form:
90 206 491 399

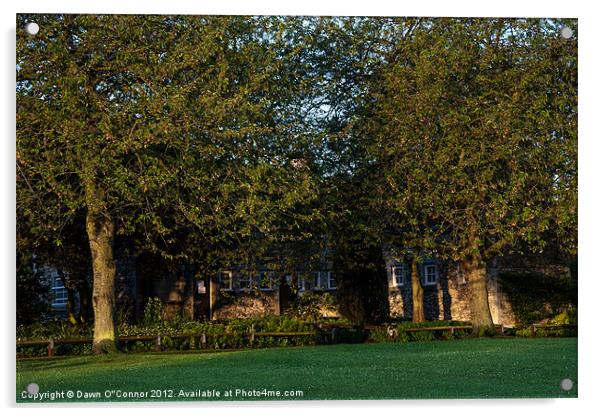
328 174 390 325
499 270 577 325
334 242 389 325
16 253 50 325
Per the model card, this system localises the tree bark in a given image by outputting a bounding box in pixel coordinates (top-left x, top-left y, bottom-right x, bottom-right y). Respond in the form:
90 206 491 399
209 274 219 321
86 209 117 353
77 278 93 323
410 259 425 323
462 256 494 335
66 286 78 325
183 267 195 321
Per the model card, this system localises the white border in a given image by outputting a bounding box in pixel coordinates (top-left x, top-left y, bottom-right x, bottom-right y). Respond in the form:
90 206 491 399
8 0 582 17
3 1 600 415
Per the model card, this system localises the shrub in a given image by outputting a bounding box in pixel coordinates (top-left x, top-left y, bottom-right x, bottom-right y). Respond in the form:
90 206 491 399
286 293 338 321
17 320 92 340
363 321 472 344
395 320 471 343
335 328 369 344
407 330 436 342
16 317 481 358
16 320 93 357
515 309 578 338
143 297 163 325
333 242 390 325
16 253 50 325
499 270 576 326
549 308 577 325
368 327 393 343
17 315 326 357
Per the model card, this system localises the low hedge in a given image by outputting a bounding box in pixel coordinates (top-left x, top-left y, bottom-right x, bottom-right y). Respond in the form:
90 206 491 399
17 316 577 358
368 320 472 343
515 309 578 338
515 326 577 338
16 316 324 357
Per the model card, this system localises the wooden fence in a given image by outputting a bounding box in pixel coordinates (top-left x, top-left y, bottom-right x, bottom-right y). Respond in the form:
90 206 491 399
397 323 576 338
17 330 318 358
528 323 578 337
13 325 475 357
16 323 578 358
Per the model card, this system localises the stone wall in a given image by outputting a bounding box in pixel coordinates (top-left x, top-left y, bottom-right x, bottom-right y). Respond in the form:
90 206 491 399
388 291 404 318
146 261 520 325
143 266 197 320
385 257 517 326
212 290 280 320
139 252 572 327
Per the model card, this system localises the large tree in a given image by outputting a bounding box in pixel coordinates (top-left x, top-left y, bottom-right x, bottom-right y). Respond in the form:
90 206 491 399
17 15 318 351
359 18 577 333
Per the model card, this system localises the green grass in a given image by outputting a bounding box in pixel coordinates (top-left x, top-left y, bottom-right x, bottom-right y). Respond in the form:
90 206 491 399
16 337 577 402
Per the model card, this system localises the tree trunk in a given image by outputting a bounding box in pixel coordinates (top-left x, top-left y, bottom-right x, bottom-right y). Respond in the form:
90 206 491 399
86 209 117 353
77 279 93 323
410 259 425 323
209 274 219 321
183 268 195 321
462 256 494 335
65 286 78 325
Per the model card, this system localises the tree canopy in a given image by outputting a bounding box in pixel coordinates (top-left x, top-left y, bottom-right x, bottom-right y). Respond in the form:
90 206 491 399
17 14 323 350
16 15 577 341
356 18 577 330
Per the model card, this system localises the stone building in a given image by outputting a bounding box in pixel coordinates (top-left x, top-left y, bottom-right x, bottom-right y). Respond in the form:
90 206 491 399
141 256 521 325
142 266 337 321
39 249 571 327
384 256 517 327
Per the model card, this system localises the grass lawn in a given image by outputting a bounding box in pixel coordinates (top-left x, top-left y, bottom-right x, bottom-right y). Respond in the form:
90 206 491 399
16 337 577 402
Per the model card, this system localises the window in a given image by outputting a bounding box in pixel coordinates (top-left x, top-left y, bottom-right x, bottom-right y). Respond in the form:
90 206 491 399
238 273 252 290
219 271 233 291
423 264 438 285
197 280 206 294
52 287 68 305
456 264 466 285
326 272 336 289
392 265 406 286
298 276 308 292
258 271 273 290
313 271 322 290
51 276 67 307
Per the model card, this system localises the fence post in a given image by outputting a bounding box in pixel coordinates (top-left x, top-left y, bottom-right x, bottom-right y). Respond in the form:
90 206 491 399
530 324 536 337
47 338 54 357
155 335 161 352
387 327 398 341
450 327 455 337
250 326 255 347
200 333 207 349
331 328 338 344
